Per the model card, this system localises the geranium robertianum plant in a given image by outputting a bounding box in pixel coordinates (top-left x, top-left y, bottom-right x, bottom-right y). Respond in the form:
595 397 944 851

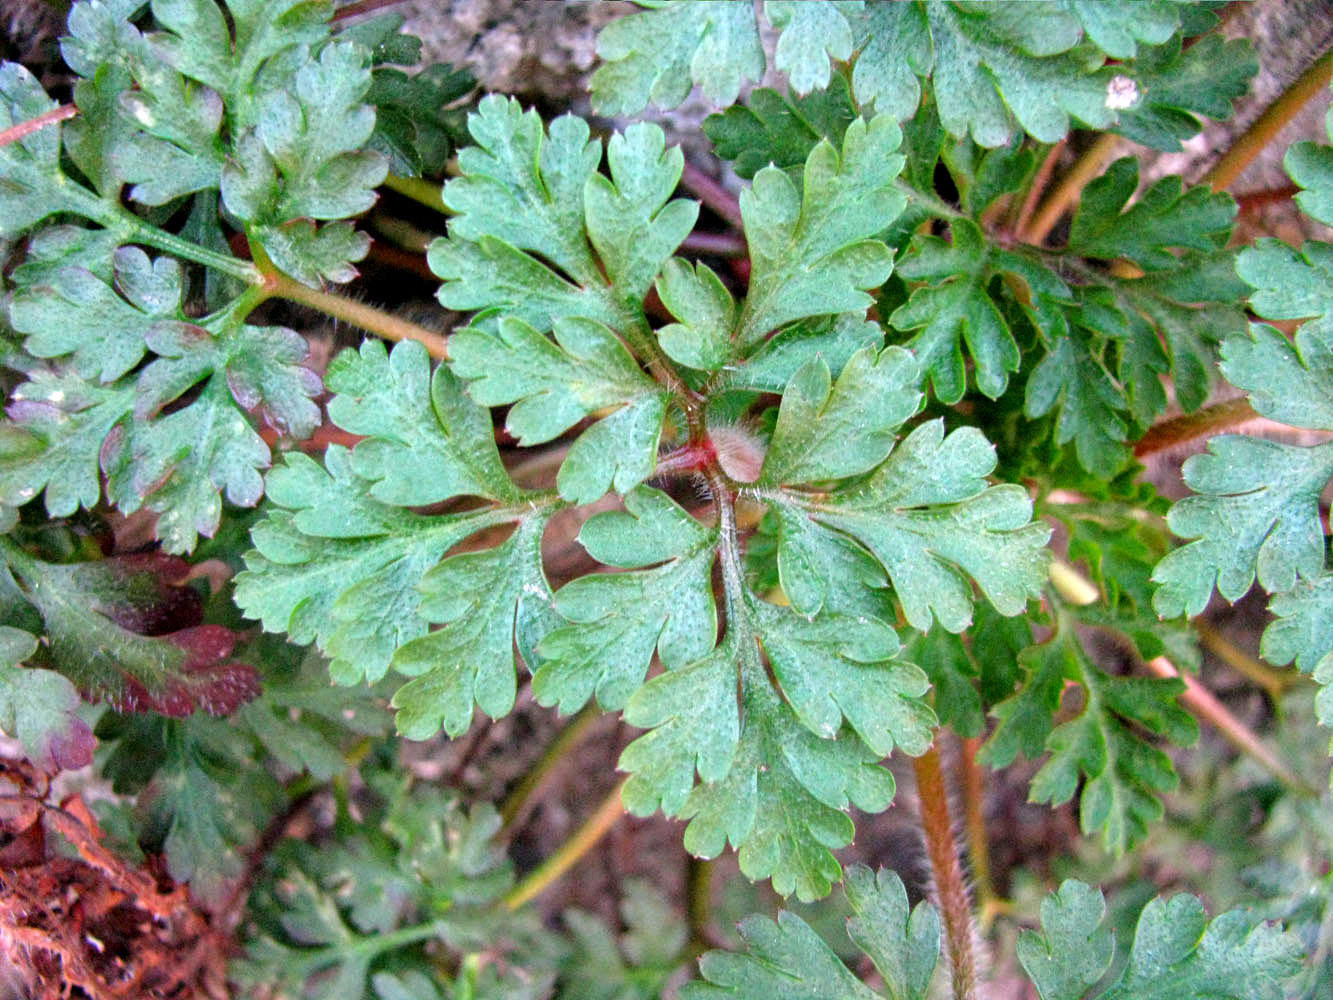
0 1 1329 996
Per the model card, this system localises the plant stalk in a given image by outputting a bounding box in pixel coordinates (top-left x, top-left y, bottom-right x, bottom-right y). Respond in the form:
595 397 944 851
1203 48 1333 192
260 268 450 359
503 779 628 910
1196 620 1302 703
383 173 449 213
0 103 77 148
498 704 602 832
1048 560 1314 795
1134 397 1260 459
1145 655 1315 794
914 743 980 1000
957 736 999 927
1020 132 1126 245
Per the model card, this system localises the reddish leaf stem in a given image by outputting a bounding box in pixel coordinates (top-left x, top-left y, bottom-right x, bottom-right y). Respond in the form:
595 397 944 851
1133 397 1259 459
0 103 76 149
914 744 980 1000
680 160 744 229
957 736 999 924
330 0 405 21
1203 49 1333 193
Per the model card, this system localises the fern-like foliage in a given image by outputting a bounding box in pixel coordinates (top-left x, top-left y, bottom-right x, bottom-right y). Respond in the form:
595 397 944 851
1153 80 1333 775
232 99 1053 900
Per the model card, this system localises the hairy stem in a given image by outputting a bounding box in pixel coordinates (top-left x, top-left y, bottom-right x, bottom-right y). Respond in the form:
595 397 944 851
1134 397 1260 459
498 704 603 833
914 744 980 1000
957 736 999 927
1204 48 1333 192
1020 132 1126 245
260 267 450 359
503 779 628 911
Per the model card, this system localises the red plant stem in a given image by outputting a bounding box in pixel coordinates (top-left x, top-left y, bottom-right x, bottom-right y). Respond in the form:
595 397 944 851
914 745 979 1000
0 104 77 149
1237 185 1300 215
1134 397 1259 459
330 0 405 21
957 737 996 916
680 160 744 229
1145 656 1314 794
681 230 749 257
1011 139 1066 239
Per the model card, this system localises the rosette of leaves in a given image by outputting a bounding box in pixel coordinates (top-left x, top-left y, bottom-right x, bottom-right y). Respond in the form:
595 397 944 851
1152 83 1333 775
684 865 1301 998
237 97 1052 901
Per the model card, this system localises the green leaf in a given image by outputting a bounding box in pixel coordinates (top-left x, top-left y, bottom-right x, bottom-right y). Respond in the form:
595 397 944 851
434 99 696 335
449 317 668 502
776 421 1051 633
703 77 856 179
720 313 883 393
326 339 517 506
1020 879 1304 1000
905 624 984 738
855 3 1118 146
1113 35 1257 151
0 625 95 771
150 0 332 119
890 220 1049 403
562 880 689 1000
235 449 521 688
983 617 1196 853
590 1 765 115
534 488 718 714
1068 158 1236 271
1058 0 1181 58
1017 880 1117 1000
684 865 939 999
1287 103 1333 226
1024 326 1130 475
655 258 737 372
363 60 473 177
1263 574 1333 677
0 368 135 517
751 599 935 756
390 515 556 740
585 123 700 303
218 39 385 282
765 1 858 95
153 715 277 906
10 247 183 383
1151 435 1333 618
737 115 905 350
1236 242 1333 420
760 347 921 484
0 63 95 236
